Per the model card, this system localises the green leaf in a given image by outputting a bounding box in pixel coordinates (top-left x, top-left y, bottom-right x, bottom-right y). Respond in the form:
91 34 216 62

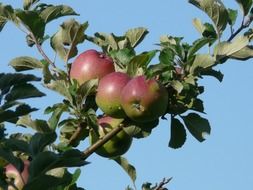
0 73 40 90
229 45 253 60
236 0 253 16
15 10 45 40
40 5 78 23
29 150 87 178
188 37 214 58
214 35 250 60
170 80 184 93
227 9 238 26
47 104 68 131
113 157 136 187
127 50 157 77
5 83 45 102
0 3 18 31
16 115 51 133
190 54 216 74
23 0 39 10
24 174 71 190
189 0 229 35
29 132 57 156
125 27 148 48
9 56 44 71
0 147 23 171
51 19 88 62
200 68 224 82
3 138 30 154
169 118 187 149
45 80 72 100
123 119 158 139
0 104 37 123
182 113 211 142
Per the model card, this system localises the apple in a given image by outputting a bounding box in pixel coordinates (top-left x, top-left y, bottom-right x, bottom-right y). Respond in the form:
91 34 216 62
90 116 132 158
70 49 115 85
96 72 131 118
120 76 168 122
5 160 30 190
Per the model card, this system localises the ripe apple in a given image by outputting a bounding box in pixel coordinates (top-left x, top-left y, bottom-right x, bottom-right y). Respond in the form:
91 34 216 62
5 160 30 190
96 72 131 118
70 49 115 85
120 76 168 122
90 116 132 158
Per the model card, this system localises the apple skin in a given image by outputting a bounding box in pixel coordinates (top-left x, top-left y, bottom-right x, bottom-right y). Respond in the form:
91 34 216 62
70 49 115 85
96 72 131 118
91 116 132 158
5 160 30 190
120 76 168 122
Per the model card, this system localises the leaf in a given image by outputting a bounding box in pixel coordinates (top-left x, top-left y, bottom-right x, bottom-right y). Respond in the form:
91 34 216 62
170 80 184 93
182 113 211 142
9 56 44 71
0 147 23 171
0 104 37 123
3 138 30 154
0 73 40 90
23 0 40 10
45 80 72 100
200 68 224 82
47 104 68 131
169 117 187 149
40 5 78 23
0 3 18 31
188 37 214 58
236 0 253 16
229 45 253 60
50 19 88 62
227 9 238 26
127 50 157 77
189 0 229 35
214 35 250 59
125 27 148 48
29 132 57 156
16 115 51 133
5 83 45 102
113 157 136 186
24 174 71 190
190 54 216 74
29 150 88 178
15 10 45 40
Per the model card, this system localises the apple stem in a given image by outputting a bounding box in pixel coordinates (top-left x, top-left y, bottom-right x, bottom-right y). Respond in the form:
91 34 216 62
82 124 123 158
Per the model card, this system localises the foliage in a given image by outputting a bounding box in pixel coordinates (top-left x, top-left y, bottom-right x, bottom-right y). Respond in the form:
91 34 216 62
0 0 253 189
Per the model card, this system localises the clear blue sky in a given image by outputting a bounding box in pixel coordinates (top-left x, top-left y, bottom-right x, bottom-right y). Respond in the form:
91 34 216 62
1 0 253 190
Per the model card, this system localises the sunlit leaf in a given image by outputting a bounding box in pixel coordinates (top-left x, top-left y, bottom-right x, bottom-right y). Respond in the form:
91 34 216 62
40 5 78 23
125 27 148 48
50 19 88 62
23 0 40 10
9 56 44 71
189 0 229 35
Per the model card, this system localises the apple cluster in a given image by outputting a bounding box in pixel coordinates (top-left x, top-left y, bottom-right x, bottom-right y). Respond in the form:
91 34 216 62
70 49 168 158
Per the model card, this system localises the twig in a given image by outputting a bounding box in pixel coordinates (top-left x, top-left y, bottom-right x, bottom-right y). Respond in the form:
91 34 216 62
82 124 123 158
68 123 87 146
29 32 56 68
154 177 172 190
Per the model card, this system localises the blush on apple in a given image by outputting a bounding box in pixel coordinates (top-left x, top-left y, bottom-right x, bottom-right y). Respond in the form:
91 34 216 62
120 75 168 122
95 72 131 118
5 160 30 190
70 49 115 85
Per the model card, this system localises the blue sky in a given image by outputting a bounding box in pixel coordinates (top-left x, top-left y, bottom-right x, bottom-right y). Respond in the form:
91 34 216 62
1 0 253 190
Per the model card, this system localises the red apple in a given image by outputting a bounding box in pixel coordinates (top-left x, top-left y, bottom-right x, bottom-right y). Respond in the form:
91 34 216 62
96 72 131 118
70 49 115 85
120 76 168 122
90 116 132 158
5 160 30 190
